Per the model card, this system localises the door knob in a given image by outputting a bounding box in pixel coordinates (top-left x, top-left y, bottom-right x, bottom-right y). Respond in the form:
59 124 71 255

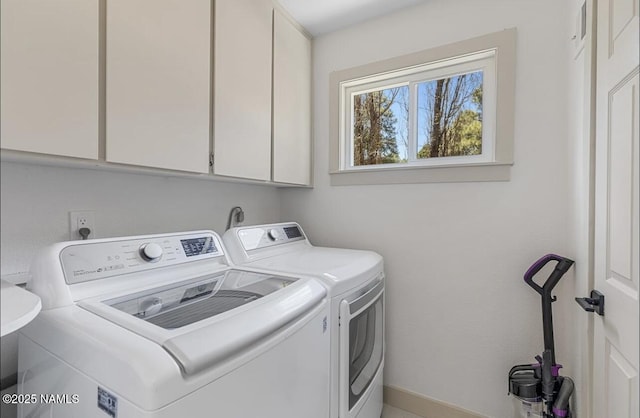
575 290 605 316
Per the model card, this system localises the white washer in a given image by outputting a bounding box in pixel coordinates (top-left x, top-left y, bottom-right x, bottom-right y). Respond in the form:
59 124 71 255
19 230 330 418
223 222 385 418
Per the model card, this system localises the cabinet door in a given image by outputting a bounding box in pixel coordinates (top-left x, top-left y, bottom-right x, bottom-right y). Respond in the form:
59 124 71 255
106 0 210 173
213 0 272 181
273 11 311 185
1 0 99 159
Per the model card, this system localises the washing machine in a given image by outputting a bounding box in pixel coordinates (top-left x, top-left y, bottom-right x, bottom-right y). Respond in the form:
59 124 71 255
18 230 330 418
223 222 384 418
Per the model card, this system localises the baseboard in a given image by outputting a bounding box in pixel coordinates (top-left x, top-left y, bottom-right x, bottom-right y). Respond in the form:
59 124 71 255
383 385 487 418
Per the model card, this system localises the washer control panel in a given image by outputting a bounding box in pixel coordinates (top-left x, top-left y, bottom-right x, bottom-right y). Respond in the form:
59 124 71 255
60 232 223 284
238 224 305 251
140 242 164 262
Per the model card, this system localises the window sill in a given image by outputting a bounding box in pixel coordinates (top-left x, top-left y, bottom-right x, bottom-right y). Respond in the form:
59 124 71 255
329 162 512 186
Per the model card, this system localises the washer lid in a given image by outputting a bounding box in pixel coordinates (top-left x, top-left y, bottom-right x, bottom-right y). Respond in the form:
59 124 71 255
104 271 294 329
79 269 326 375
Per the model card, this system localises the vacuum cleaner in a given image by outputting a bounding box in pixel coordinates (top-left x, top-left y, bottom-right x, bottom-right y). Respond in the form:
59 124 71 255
508 254 575 418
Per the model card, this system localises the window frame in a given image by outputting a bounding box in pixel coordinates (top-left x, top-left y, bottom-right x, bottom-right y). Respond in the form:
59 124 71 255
329 29 517 185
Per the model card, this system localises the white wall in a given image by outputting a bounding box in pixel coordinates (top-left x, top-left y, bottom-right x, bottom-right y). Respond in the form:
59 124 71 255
0 162 279 276
281 0 573 416
0 161 281 416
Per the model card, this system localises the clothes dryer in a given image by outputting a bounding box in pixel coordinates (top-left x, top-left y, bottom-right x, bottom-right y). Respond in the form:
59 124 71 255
223 222 384 418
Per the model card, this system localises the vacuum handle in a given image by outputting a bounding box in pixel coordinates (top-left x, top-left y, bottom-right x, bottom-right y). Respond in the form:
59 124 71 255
524 254 574 296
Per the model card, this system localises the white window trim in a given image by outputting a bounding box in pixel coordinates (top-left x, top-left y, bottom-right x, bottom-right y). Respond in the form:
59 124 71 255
329 28 517 185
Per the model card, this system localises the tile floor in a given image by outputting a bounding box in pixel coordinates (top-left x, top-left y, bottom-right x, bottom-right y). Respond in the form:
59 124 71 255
381 404 423 418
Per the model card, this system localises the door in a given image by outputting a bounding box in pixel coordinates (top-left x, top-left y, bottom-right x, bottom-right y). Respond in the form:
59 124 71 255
339 279 384 418
592 0 639 416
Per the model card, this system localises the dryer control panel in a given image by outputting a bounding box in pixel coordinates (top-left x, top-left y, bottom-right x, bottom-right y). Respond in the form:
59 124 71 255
60 232 224 284
237 223 306 251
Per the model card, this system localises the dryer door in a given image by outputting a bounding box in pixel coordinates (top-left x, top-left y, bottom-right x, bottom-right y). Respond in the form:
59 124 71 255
339 278 384 417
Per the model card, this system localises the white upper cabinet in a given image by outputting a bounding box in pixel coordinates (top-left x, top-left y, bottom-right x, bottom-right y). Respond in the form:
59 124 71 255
1 0 312 185
272 10 311 185
105 0 211 173
213 0 273 181
1 0 99 159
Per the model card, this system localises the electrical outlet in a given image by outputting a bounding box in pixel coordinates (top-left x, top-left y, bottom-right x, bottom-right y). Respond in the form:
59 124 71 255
69 211 96 240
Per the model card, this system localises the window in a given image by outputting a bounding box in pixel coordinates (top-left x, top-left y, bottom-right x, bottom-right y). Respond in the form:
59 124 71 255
345 52 493 169
330 29 516 185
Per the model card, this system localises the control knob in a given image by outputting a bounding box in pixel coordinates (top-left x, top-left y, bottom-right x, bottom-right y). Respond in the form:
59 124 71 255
267 229 280 241
140 242 163 262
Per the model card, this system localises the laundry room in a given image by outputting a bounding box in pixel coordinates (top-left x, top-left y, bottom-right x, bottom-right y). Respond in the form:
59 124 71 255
1 0 638 418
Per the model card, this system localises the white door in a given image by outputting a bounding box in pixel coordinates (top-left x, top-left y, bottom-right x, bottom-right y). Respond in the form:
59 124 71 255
592 0 639 416
339 280 384 418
